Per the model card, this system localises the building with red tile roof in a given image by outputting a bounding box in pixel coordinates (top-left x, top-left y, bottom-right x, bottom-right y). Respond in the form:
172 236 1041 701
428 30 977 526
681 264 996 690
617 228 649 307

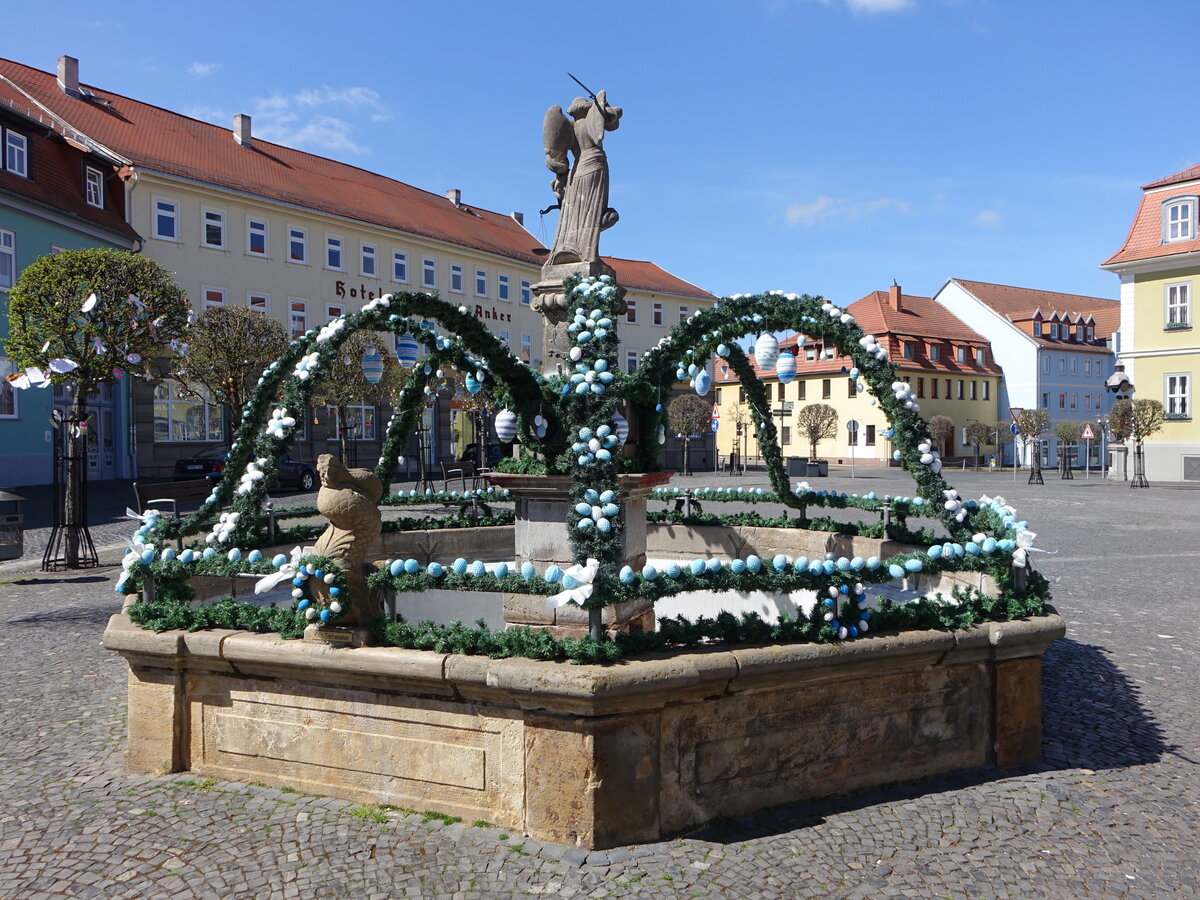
1101 161 1200 481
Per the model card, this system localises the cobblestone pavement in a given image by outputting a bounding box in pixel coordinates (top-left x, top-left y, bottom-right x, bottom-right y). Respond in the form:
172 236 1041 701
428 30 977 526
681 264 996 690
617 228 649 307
2 468 1199 898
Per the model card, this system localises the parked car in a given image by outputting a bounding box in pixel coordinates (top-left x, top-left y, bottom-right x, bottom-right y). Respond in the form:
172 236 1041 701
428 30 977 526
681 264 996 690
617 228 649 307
173 447 318 492
458 443 501 467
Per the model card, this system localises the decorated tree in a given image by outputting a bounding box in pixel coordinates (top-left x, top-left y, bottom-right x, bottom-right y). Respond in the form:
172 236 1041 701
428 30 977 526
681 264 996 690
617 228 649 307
929 415 954 457
1130 399 1165 442
3 248 189 567
964 420 993 468
175 306 288 444
795 402 838 461
1016 409 1051 471
310 331 406 466
1054 421 1083 472
668 393 712 475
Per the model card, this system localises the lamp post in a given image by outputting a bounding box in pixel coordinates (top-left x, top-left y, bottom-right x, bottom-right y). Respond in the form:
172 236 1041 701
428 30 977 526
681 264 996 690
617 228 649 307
1098 415 1109 477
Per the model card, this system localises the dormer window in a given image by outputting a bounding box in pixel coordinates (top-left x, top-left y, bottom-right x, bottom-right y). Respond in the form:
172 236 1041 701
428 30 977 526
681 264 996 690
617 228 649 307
1033 320 1043 337
4 130 28 177
1049 323 1059 339
928 343 940 360
1163 196 1197 243
85 167 103 208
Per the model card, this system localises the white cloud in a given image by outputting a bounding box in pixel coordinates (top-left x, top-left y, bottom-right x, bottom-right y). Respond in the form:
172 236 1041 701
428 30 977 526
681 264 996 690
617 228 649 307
235 86 393 155
188 62 221 77
784 195 911 227
972 209 1002 228
846 0 914 13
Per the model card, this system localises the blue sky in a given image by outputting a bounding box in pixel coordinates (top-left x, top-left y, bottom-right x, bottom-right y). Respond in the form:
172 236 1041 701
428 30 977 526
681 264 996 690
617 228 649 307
7 1 1198 304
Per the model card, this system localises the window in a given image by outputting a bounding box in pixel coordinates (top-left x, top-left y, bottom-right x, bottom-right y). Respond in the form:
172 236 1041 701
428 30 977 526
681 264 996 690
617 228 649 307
247 218 268 256
247 292 269 313
822 345 835 360
931 378 939 399
1042 392 1049 408
0 356 17 417
944 378 951 398
288 227 307 263
498 330 510 347
1058 393 1066 410
983 382 990 401
653 302 663 326
1041 356 1049 374
153 380 223 442
1086 326 1094 341
475 268 487 297
498 274 510 301
1033 320 1043 337
847 377 856 398
451 265 464 293
1166 373 1191 419
798 381 807 400
679 305 689 323
0 228 13 290
976 348 986 365
422 257 437 288
1164 197 1196 242
5 130 28 177
916 377 925 399
956 347 967 363
1070 358 1077 375
392 251 408 283
1085 393 1092 411
325 236 343 270
85 167 104 208
1166 282 1191 329
326 303 344 321
201 286 225 308
1084 359 1092 376
716 388 723 404
929 344 940 361
781 426 791 446
202 208 225 249
520 280 531 306
154 198 179 240
360 243 376 277
903 341 915 359
626 299 637 323
1059 358 1066 375
520 333 532 362
626 350 638 374
1049 323 1059 339
865 425 876 446
1070 393 1077 410
289 300 307 338
327 403 377 441
957 380 964 400
805 347 816 362
822 378 831 399
970 381 977 400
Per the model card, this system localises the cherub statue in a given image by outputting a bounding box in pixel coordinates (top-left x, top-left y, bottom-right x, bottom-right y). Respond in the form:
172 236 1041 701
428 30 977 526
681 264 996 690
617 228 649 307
310 454 383 628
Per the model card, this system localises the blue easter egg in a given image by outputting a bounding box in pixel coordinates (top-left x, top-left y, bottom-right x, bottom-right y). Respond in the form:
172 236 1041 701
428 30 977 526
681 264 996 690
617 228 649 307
928 545 943 560
576 518 594 530
795 556 810 572
469 560 487 577
293 576 306 587
888 564 906 579
521 562 536 580
982 538 997 554
320 609 331 623
329 586 340 596
427 562 444 578
773 554 789 571
272 554 287 568
180 550 195 564
161 548 176 561
822 560 836 575
666 563 682 579
247 550 263 563
389 560 404 576
808 563 823 575
140 549 155 564
965 542 981 556
746 555 762 573
998 539 1015 552
596 517 612 533
453 558 468 575
297 599 309 611
618 565 635 584
562 574 579 590
404 558 420 574
227 548 241 563
544 565 563 583
642 565 659 581
574 502 591 516
495 563 509 579
706 558 722 573
730 559 747 574
836 557 851 571
851 556 864 571
690 559 706 575
904 559 923 573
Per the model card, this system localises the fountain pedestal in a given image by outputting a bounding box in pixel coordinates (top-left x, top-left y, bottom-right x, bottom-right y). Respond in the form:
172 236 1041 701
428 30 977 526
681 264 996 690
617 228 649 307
487 471 673 637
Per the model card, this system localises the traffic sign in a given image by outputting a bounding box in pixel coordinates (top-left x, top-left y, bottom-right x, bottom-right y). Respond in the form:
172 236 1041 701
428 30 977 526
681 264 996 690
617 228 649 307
711 420 719 432
846 419 859 433
1081 423 1095 441
1010 422 1020 436
1009 406 1023 422
711 404 719 420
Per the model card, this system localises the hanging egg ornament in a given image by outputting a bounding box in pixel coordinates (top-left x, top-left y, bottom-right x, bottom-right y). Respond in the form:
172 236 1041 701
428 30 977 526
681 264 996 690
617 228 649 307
754 333 779 370
776 351 797 384
464 372 482 395
395 334 420 368
612 412 629 445
494 409 518 443
361 345 385 384
693 369 712 397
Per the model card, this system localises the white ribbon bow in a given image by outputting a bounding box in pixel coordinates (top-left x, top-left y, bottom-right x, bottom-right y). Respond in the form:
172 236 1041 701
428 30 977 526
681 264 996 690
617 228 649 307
254 546 305 594
1012 529 1039 568
545 558 600 609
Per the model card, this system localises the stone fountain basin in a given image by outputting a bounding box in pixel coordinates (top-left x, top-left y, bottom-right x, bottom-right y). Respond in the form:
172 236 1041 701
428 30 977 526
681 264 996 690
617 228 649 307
103 604 1063 850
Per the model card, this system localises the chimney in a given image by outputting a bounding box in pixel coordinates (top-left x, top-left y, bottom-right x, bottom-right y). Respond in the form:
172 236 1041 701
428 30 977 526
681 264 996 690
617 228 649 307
511 211 524 226
888 282 903 312
233 114 252 148
446 188 461 207
57 55 80 96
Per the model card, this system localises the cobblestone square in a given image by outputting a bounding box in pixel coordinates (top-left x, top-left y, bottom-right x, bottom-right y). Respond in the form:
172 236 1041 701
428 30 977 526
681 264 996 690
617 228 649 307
2 469 1196 898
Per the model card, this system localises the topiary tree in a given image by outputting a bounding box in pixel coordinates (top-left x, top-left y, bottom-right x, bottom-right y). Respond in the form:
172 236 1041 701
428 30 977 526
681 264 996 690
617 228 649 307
310 331 407 466
1016 408 1051 472
1130 399 1165 442
175 306 288 444
1054 421 1083 473
964 420 993 468
795 402 838 462
929 415 954 457
668 392 712 475
1108 398 1133 443
3 248 189 567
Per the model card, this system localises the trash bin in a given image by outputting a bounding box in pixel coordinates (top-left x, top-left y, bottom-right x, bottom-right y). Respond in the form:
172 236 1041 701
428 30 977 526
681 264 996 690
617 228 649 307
786 457 807 476
805 459 829 477
0 490 24 561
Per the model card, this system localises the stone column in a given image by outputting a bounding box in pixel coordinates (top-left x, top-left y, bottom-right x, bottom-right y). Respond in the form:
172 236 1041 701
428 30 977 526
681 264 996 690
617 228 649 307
1107 443 1128 481
531 259 625 376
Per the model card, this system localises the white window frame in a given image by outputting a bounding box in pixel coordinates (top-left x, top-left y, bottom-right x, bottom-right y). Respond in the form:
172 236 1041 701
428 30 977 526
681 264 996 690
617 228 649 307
976 348 986 365
498 330 510 346
450 264 464 293
247 217 269 257
679 305 689 323
0 228 14 291
1059 358 1066 375
201 207 226 249
153 197 180 242
520 280 531 306
475 268 487 297
1166 281 1192 329
0 357 17 417
498 273 510 302
247 291 270 313
652 302 663 326
326 303 345 321
956 346 967 363
929 344 940 360
287 226 308 264
626 350 638 374
392 251 408 283
326 403 377 441
1164 196 1197 243
1166 372 1191 419
201 285 226 308
520 333 532 362
5 130 28 177
1049 323 1059 339
360 243 376 277
325 235 344 271
288 299 308 339
422 257 437 289
85 166 104 208
1033 320 1043 337
1042 355 1050 374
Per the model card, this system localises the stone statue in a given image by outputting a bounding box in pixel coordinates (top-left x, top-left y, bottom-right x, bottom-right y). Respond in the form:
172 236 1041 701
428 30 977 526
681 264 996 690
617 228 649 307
543 90 622 266
310 454 383 632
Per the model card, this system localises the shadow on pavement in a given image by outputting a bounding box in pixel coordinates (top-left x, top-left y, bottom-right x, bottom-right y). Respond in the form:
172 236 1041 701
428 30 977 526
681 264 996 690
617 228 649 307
686 636 1168 846
3 600 116 627
8 575 110 585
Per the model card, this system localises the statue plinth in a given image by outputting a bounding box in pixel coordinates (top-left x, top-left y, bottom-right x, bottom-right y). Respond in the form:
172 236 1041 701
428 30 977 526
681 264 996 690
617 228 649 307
532 260 626 376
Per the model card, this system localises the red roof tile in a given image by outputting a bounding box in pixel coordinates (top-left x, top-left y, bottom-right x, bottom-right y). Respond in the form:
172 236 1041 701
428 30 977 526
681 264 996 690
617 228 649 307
1102 166 1200 267
947 278 1117 351
601 257 715 300
0 58 543 264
